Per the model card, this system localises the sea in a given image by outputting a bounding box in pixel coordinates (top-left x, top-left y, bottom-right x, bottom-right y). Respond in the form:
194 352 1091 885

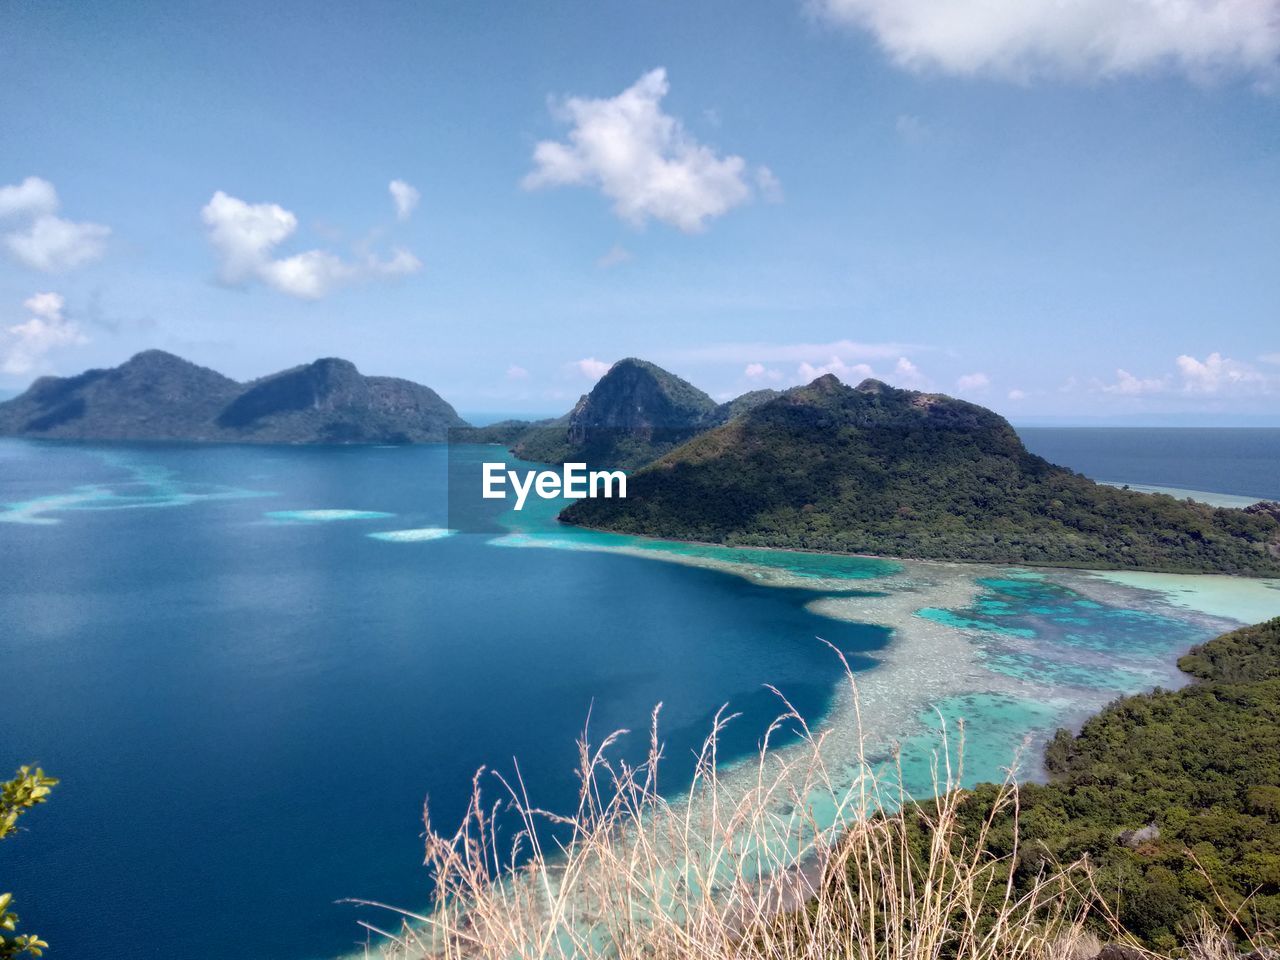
1 428 1278 959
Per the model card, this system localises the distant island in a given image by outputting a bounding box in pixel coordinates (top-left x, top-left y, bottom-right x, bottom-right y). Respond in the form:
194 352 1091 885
0 350 466 443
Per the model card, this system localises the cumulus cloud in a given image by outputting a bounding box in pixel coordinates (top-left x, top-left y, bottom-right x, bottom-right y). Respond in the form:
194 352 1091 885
574 357 612 380
522 68 773 232
892 356 931 389
0 177 58 219
1095 353 1270 399
1175 352 1266 393
506 364 530 380
0 176 110 272
1261 353 1280 365
813 0 1280 81
956 372 990 391
1007 388 1028 401
2 292 89 376
1099 368 1168 395
744 362 784 382
389 179 420 221
201 191 421 299
596 244 633 268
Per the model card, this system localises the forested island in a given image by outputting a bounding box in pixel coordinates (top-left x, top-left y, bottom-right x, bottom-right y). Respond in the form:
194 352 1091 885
561 373 1280 575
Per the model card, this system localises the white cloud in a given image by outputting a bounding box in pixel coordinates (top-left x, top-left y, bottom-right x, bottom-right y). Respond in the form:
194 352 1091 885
1261 352 1280 365
1099 368 1168 395
956 371 990 391
203 192 298 284
522 68 773 232
790 354 929 389
0 177 58 219
201 191 422 300
1175 352 1265 393
744 362 784 382
574 357 612 380
1007 388 1028 401
389 179 420 221
1093 353 1271 399
596 244 633 268
754 166 784 203
798 356 875 382
5 217 111 272
506 364 530 380
813 0 1280 81
892 356 931 389
0 176 110 272
2 292 89 376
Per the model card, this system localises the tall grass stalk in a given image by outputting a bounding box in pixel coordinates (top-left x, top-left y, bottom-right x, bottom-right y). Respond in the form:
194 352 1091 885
354 662 1121 960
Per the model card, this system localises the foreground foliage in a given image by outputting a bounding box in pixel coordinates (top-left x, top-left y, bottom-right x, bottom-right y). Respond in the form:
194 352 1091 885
1 766 57 959
369 619 1280 960
366 698 1101 960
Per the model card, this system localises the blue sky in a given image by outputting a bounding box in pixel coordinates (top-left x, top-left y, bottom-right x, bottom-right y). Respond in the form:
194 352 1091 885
1 0 1278 422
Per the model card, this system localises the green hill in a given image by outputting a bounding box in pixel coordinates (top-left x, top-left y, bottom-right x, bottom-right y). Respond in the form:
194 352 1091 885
940 618 1280 948
563 375 1280 575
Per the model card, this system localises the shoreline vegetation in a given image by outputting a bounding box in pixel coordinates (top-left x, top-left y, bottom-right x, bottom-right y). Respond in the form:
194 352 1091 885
363 618 1280 960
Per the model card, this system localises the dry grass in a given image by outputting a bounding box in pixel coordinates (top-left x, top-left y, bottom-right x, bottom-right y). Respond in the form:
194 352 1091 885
347 661 1246 960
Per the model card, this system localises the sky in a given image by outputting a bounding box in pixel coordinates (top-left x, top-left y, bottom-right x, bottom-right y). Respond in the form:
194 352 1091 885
1 0 1278 423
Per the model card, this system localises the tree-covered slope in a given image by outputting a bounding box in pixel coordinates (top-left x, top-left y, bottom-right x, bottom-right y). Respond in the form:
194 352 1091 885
941 618 1280 948
563 375 1280 575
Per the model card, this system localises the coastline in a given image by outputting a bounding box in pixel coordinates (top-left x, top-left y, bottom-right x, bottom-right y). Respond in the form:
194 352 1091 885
353 545 1275 960
556 518 1280 579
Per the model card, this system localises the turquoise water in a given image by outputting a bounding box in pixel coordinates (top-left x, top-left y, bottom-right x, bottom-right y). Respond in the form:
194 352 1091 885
919 574 1206 693
0 440 1238 959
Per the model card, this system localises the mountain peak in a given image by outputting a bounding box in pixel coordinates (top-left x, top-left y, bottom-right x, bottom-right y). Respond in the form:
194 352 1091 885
512 358 717 468
306 357 361 375
854 377 891 394
807 373 845 393
120 349 228 377
125 349 188 365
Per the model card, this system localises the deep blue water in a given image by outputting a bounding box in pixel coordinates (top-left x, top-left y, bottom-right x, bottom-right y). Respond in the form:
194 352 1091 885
0 441 890 960
1018 427 1280 500
0 434 1258 960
